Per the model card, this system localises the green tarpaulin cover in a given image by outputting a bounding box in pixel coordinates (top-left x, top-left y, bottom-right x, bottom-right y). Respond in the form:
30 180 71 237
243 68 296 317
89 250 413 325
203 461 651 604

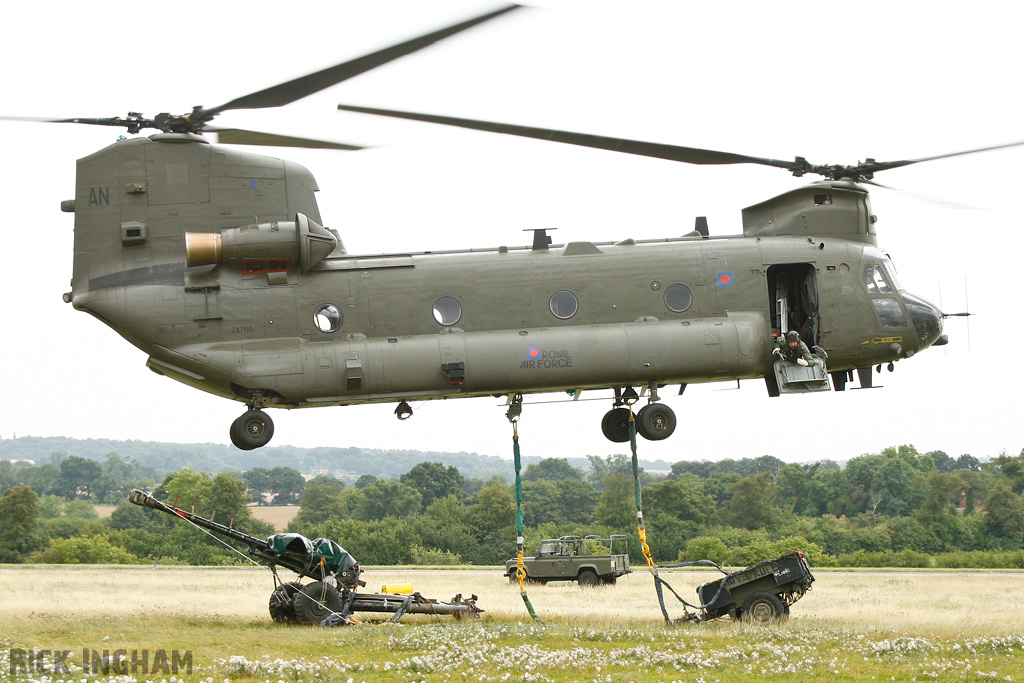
266 533 356 575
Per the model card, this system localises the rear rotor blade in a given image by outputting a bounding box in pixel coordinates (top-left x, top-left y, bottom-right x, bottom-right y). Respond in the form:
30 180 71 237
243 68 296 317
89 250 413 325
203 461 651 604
337 104 804 172
198 5 521 121
0 114 147 128
207 127 364 151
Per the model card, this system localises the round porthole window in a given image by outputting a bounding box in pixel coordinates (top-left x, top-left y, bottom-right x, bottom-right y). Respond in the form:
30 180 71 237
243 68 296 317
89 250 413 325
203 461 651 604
549 289 579 319
664 283 693 313
432 296 462 326
314 304 342 333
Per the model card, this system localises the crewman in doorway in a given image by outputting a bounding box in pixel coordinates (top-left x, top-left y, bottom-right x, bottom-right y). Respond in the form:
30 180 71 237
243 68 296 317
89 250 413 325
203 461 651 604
773 330 817 366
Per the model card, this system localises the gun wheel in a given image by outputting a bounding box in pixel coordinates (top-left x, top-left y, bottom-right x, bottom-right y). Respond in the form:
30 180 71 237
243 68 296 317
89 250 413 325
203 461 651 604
268 581 304 624
293 581 344 625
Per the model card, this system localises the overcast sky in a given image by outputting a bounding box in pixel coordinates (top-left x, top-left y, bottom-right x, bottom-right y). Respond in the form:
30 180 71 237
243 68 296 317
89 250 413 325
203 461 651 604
1 1 1021 466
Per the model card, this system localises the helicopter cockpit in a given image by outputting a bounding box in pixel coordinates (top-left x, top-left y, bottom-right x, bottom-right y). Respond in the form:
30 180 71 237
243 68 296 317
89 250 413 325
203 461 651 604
861 249 944 352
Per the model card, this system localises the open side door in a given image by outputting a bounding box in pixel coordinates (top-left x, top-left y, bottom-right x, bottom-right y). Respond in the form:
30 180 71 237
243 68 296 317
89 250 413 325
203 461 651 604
765 263 828 395
773 359 831 394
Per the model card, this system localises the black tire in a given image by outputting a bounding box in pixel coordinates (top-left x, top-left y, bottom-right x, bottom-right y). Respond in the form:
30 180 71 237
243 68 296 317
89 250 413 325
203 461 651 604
601 408 632 443
268 581 304 624
577 569 600 587
230 409 275 450
293 581 344 625
280 581 304 596
740 591 786 624
636 403 676 441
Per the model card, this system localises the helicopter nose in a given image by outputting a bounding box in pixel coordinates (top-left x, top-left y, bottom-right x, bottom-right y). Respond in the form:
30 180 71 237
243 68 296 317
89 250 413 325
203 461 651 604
903 293 944 350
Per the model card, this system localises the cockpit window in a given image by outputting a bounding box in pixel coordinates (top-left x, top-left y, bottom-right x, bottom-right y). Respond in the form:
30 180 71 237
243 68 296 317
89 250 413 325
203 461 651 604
882 260 904 291
873 298 908 328
862 264 893 294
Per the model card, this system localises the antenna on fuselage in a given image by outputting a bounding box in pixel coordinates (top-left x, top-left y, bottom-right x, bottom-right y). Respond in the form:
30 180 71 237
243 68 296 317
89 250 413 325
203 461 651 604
525 228 555 251
694 216 709 237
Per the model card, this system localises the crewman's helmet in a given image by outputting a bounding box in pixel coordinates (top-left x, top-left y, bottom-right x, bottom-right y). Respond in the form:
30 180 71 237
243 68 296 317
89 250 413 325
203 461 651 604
785 330 801 342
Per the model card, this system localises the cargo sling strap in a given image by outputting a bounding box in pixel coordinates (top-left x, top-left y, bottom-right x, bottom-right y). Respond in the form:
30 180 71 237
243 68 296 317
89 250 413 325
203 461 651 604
626 406 731 624
506 395 544 624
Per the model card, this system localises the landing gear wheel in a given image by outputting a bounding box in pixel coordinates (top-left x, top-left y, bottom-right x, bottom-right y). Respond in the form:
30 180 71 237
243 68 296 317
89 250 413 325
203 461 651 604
230 409 275 451
636 403 676 440
293 581 344 625
601 408 632 443
577 569 600 587
740 591 786 624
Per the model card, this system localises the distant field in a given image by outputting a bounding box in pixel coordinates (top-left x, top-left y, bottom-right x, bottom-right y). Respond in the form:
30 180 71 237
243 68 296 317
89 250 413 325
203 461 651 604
92 504 115 518
2 566 1022 681
90 503 297 530
247 504 299 530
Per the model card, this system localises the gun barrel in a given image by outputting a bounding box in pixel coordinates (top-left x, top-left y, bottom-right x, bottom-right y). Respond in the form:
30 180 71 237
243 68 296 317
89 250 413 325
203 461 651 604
128 489 269 551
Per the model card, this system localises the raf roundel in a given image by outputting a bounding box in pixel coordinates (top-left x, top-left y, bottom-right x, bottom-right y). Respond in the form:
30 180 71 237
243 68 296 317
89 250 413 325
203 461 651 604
527 346 541 359
716 271 734 288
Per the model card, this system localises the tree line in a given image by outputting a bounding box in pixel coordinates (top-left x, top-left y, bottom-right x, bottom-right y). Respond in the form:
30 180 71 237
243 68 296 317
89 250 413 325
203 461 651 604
1 445 1022 568
0 435 597 482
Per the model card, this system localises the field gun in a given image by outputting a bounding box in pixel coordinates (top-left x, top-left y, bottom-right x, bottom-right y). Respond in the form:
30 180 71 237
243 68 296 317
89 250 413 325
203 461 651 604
128 489 482 625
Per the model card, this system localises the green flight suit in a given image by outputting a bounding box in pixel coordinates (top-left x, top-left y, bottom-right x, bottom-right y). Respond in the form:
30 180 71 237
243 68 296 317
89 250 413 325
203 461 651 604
775 338 817 366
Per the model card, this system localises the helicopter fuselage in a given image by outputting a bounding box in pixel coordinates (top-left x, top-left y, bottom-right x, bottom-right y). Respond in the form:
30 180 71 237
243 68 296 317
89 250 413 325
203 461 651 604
65 134 944 446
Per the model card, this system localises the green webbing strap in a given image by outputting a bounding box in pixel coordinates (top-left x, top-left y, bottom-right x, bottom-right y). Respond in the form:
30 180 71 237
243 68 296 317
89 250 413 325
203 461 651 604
629 409 673 626
512 420 543 624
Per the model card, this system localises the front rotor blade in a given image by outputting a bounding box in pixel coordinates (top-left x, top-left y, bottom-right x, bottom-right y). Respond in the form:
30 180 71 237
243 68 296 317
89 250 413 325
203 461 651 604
860 140 1024 174
861 179 982 210
207 127 364 150
337 104 803 172
199 4 520 120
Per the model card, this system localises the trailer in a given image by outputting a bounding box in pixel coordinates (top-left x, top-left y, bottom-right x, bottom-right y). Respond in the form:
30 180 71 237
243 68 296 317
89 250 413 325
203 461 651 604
127 489 482 625
683 551 815 623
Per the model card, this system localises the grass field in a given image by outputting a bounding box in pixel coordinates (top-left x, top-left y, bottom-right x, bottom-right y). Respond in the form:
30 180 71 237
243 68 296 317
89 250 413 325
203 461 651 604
2 565 1022 682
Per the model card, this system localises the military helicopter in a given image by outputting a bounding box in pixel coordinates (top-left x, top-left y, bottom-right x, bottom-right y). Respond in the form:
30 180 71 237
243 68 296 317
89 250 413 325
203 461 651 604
3 4 1016 452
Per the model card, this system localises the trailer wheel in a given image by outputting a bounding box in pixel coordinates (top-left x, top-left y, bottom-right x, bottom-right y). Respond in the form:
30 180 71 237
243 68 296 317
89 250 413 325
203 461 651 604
740 591 786 624
577 570 600 587
293 581 344 625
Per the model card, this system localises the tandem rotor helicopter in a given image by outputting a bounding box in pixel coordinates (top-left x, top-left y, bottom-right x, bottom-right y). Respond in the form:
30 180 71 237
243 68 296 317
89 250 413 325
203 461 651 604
4 4 1019 452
